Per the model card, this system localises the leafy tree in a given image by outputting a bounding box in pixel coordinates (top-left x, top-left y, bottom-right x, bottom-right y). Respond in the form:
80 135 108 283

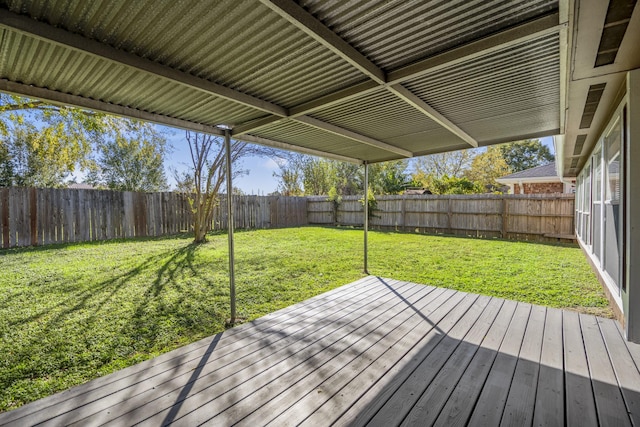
499 139 554 173
330 161 361 195
0 142 11 187
465 146 512 192
302 157 334 195
429 175 483 194
1 94 173 190
0 94 105 187
369 160 415 195
273 155 418 197
87 119 169 191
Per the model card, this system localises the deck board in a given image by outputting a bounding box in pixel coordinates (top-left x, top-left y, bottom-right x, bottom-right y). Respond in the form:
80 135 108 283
98 280 423 426
500 304 546 426
597 317 640 425
466 302 531 426
1 276 640 427
564 310 599 426
580 314 632 426
401 298 504 426
532 308 565 427
432 299 518 427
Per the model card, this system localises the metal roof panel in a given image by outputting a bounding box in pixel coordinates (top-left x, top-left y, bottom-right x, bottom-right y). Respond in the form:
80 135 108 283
4 0 367 108
402 33 560 143
299 0 558 70
309 89 442 142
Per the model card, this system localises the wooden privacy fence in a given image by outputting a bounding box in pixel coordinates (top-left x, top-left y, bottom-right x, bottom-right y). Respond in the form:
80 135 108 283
307 194 576 243
0 189 574 248
0 188 307 248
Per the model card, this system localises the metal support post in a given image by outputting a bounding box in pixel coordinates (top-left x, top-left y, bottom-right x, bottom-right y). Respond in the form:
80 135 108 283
224 129 236 324
363 161 369 275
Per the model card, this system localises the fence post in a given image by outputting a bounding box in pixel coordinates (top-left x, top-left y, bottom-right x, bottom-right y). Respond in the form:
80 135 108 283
447 196 453 235
30 188 38 246
501 197 508 239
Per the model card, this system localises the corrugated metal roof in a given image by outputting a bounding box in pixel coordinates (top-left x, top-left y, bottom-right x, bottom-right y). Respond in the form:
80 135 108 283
299 0 557 69
0 0 569 164
3 0 366 109
403 32 560 143
309 89 441 140
251 119 395 161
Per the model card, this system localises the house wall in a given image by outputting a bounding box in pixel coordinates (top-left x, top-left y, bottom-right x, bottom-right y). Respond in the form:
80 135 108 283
625 69 640 342
514 182 564 194
574 70 639 342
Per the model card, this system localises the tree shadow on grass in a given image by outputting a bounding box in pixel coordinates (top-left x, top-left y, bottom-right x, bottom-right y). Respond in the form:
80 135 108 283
1 240 229 411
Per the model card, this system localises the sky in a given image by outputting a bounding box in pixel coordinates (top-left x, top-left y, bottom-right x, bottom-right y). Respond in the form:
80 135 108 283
165 129 556 195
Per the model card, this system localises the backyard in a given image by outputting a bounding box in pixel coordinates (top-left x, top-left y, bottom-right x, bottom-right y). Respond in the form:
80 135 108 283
0 226 609 412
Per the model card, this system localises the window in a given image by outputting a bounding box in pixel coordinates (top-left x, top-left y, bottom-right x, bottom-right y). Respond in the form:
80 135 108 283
604 116 623 292
592 146 603 261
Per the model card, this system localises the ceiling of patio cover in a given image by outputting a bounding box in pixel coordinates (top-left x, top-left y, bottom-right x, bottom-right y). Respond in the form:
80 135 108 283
0 1 567 164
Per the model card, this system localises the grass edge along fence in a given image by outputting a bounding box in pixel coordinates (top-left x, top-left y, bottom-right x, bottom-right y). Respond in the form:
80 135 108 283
0 188 574 249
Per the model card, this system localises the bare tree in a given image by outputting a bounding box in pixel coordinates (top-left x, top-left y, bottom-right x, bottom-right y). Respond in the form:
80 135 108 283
180 131 283 243
412 148 478 179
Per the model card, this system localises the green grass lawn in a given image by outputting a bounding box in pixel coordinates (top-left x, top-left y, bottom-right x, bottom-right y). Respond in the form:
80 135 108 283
0 226 608 412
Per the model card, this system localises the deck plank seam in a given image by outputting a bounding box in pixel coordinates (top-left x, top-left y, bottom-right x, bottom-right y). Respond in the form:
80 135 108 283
596 318 635 425
359 293 485 426
275 289 474 426
494 302 534 427
301 290 475 427
434 299 519 427
464 300 520 426
243 284 451 427
578 314 602 427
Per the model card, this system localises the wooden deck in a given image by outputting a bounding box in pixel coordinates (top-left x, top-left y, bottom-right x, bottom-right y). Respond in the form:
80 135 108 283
1 276 640 426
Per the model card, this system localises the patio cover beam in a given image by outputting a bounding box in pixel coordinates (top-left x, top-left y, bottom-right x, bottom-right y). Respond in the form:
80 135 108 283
386 12 561 83
239 133 363 164
387 84 478 148
233 11 560 139
0 9 288 118
0 79 226 137
258 0 386 84
295 115 413 157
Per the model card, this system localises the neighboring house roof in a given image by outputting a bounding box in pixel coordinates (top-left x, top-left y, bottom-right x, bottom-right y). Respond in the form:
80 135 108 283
496 162 561 184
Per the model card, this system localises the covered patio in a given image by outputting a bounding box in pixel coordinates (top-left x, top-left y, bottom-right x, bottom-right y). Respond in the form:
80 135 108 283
2 0 640 424
0 276 639 426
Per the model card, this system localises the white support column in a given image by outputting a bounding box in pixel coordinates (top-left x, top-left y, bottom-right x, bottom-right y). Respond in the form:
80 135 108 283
625 70 640 342
363 162 369 275
224 129 236 325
